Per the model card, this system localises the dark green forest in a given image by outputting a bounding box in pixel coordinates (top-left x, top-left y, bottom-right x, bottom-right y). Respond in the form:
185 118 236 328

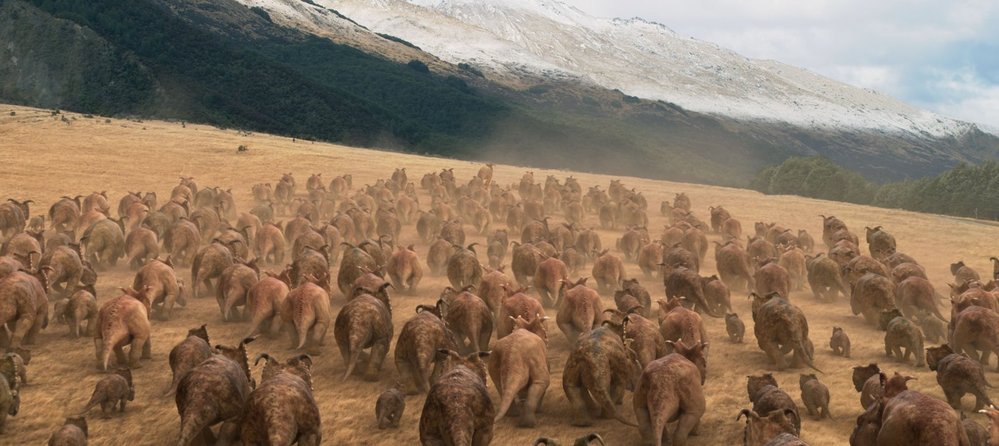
18 0 506 151
753 156 999 220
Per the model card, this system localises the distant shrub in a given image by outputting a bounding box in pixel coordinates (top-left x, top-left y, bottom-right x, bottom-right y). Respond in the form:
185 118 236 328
527 85 550 95
622 95 641 104
407 60 429 73
249 6 272 22
445 76 471 93
325 7 366 28
458 63 484 78
657 100 688 115
378 33 420 50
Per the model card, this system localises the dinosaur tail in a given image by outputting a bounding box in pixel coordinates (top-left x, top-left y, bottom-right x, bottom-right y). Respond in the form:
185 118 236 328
176 403 219 446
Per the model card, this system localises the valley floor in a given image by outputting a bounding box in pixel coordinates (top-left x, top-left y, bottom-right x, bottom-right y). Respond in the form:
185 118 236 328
1 104 995 445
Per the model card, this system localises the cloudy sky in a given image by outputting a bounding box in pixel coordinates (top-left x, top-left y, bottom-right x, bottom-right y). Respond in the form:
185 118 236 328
564 0 999 129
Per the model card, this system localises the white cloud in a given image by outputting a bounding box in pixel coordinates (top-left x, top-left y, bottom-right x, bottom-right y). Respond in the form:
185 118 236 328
920 69 999 130
936 93 999 131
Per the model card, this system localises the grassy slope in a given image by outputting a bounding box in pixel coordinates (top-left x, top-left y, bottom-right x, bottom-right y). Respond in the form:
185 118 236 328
3 103 997 445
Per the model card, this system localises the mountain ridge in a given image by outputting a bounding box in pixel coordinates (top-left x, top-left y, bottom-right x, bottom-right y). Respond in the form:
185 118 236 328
330 0 982 138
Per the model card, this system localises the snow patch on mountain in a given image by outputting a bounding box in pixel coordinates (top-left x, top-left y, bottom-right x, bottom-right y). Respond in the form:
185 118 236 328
234 0 433 65
317 0 976 137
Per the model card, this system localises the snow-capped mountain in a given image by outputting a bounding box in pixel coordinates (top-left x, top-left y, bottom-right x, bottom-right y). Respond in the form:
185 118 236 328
304 0 976 138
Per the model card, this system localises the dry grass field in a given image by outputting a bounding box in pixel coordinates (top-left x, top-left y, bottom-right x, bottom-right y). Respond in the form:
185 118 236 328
2 103 997 445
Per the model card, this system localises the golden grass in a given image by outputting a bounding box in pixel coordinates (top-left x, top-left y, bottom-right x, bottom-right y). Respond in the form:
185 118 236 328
2 103 997 445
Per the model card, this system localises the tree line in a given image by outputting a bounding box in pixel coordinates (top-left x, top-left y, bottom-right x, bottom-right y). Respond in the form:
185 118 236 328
752 156 999 220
